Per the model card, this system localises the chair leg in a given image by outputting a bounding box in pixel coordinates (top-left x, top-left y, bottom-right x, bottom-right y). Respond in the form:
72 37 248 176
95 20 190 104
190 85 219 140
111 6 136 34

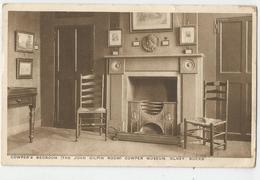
224 122 227 150
75 112 79 142
184 119 187 149
100 113 103 136
210 123 214 156
203 127 206 145
79 116 81 136
105 113 108 141
130 121 133 133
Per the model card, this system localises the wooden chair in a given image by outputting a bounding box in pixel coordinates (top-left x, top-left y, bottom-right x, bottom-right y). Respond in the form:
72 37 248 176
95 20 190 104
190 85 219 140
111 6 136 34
184 80 229 156
75 74 107 141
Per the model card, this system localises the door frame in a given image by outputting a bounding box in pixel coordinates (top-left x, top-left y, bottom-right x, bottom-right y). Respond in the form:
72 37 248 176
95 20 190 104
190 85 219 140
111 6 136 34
216 16 252 141
54 24 95 128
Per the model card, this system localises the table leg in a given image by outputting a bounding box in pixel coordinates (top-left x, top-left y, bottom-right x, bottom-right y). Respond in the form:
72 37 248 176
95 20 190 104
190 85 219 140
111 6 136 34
29 104 34 143
184 119 187 149
210 123 214 156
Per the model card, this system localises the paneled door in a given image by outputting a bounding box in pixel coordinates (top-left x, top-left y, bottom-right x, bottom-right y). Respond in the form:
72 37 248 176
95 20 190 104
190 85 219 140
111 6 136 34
55 25 94 129
216 16 252 140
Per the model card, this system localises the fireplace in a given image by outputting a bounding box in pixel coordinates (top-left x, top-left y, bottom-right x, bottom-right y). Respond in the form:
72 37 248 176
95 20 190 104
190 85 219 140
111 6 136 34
127 77 177 136
104 54 204 144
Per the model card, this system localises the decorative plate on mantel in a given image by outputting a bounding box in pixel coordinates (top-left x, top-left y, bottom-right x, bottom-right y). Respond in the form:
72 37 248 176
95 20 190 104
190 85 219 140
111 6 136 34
141 34 159 52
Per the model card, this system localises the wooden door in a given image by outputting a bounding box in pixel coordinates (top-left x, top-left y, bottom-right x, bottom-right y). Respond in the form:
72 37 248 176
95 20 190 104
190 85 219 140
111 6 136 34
216 16 252 140
55 25 94 129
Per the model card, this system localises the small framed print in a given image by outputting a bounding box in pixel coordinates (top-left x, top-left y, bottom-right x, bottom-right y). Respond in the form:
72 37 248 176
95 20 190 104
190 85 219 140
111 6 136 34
179 25 196 45
184 48 193 54
16 58 33 79
112 50 119 56
15 31 34 53
161 40 170 46
108 29 122 47
132 41 140 47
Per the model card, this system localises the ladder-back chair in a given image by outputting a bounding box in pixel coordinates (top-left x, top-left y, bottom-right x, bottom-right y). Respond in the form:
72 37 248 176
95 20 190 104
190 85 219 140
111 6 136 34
75 74 107 141
184 80 229 156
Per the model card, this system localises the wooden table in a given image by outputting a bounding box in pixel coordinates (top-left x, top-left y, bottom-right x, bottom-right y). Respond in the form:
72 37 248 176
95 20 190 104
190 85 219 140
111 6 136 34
8 87 37 143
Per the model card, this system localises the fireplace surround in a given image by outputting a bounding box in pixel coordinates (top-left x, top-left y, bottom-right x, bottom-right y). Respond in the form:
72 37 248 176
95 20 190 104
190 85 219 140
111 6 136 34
104 54 204 144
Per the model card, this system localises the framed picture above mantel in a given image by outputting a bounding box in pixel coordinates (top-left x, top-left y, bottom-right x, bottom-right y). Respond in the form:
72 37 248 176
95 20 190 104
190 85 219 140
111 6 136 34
130 12 173 32
108 29 122 47
179 25 197 45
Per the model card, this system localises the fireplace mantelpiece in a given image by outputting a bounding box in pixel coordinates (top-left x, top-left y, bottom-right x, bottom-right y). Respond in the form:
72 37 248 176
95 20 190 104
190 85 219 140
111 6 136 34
104 54 204 140
104 54 203 58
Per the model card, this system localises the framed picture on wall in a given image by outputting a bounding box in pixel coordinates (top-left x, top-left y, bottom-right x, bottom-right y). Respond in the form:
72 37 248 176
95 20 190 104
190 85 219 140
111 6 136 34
16 58 33 79
179 25 196 45
15 31 34 53
130 13 172 32
108 29 122 47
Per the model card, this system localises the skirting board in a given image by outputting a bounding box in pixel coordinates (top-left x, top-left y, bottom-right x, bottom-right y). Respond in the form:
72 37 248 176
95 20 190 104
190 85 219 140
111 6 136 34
114 132 181 145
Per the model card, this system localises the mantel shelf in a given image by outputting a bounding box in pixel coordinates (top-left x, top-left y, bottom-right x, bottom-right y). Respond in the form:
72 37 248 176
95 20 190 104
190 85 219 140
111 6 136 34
104 53 204 59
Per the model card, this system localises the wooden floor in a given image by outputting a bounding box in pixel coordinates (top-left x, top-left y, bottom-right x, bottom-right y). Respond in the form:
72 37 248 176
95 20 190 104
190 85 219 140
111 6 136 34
7 127 251 157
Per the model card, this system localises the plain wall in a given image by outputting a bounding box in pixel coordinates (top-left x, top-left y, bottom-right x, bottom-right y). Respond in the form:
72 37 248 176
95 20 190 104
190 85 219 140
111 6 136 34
7 12 41 136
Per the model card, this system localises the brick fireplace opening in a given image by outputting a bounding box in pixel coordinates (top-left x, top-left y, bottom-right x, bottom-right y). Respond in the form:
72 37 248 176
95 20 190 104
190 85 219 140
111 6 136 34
127 77 177 136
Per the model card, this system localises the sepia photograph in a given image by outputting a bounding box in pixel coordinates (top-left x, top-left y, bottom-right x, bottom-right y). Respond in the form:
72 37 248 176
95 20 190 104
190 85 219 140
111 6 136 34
1 4 257 168
131 12 173 31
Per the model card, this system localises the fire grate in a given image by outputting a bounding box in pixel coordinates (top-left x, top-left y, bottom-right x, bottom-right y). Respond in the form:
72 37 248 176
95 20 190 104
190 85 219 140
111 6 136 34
128 100 177 136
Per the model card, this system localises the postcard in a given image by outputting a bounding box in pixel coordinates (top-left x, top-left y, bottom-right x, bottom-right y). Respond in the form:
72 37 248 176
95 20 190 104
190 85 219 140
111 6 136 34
1 4 257 167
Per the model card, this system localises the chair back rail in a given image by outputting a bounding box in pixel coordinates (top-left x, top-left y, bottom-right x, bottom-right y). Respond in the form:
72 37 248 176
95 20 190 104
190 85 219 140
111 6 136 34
205 81 227 86
80 74 104 108
203 80 229 121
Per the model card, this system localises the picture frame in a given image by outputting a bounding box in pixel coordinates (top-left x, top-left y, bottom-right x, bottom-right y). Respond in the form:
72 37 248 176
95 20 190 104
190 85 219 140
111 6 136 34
108 29 122 47
16 58 33 79
179 25 196 45
130 12 172 32
15 31 34 53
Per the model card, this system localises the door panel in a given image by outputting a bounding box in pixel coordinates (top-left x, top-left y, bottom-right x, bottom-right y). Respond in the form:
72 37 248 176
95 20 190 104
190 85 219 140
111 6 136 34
55 25 94 129
77 27 93 74
245 83 251 134
217 16 252 141
221 21 242 73
58 79 75 128
247 21 252 73
228 83 242 133
59 27 75 74
56 27 76 128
